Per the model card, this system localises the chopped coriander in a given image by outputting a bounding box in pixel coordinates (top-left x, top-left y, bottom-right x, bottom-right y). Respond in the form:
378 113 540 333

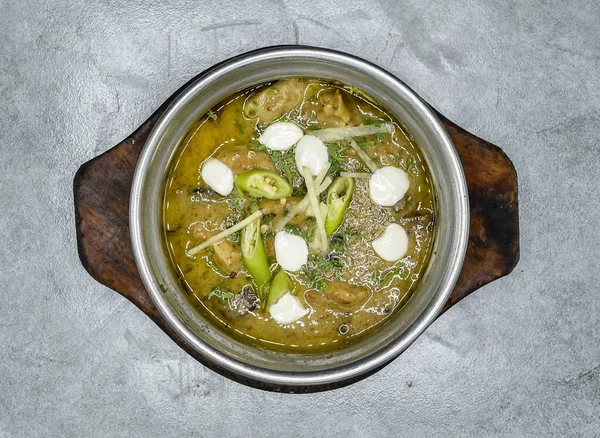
271 148 297 186
332 226 363 252
206 110 219 123
327 143 346 175
271 150 282 165
371 271 380 283
207 280 233 301
355 137 375 149
374 132 388 143
316 279 327 293
226 197 244 215
378 265 410 286
234 120 245 135
285 224 311 240
347 228 363 244
301 254 345 290
208 289 234 301
342 85 379 104
362 117 377 126
249 143 267 152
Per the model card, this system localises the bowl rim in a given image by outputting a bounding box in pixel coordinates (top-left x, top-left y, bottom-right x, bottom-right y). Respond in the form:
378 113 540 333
130 45 469 387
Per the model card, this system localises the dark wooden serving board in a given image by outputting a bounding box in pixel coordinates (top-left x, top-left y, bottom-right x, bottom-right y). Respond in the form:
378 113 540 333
73 79 519 393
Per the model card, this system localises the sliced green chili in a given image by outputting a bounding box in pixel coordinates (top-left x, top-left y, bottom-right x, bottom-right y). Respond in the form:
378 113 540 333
266 270 293 309
235 170 292 200
325 176 354 236
240 214 271 299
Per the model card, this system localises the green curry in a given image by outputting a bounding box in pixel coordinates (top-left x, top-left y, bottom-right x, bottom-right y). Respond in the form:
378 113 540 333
163 79 435 352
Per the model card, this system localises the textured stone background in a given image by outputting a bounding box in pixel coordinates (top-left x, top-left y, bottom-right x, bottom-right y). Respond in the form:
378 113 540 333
1 0 599 436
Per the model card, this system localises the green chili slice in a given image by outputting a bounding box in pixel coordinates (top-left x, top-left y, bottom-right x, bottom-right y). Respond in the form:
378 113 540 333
266 270 293 309
325 176 354 236
240 214 271 299
235 170 292 199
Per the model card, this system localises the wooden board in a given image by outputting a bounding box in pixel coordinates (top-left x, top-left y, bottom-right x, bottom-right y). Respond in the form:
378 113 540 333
73 88 519 393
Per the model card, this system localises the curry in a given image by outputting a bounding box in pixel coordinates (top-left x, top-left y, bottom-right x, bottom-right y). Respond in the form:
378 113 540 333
163 78 435 352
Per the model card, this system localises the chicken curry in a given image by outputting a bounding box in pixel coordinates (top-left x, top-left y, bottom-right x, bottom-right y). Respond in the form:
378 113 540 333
163 79 435 352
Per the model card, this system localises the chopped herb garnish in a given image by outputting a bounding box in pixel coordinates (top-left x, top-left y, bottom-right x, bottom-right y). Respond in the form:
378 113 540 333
271 148 297 186
206 110 219 123
249 143 267 152
315 279 327 293
207 280 233 301
377 265 410 286
234 120 245 135
332 226 363 252
226 197 244 215
362 117 377 126
342 85 379 104
301 254 345 291
208 289 234 301
355 137 375 149
285 223 311 241
327 143 346 175
374 132 387 143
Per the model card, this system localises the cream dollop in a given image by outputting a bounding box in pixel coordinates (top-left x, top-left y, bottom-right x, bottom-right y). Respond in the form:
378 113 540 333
258 122 304 151
274 231 309 272
369 166 410 207
269 292 309 324
295 135 329 176
200 159 234 196
371 223 409 262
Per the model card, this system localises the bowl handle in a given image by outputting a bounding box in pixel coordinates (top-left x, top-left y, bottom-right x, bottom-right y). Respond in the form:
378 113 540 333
434 111 519 311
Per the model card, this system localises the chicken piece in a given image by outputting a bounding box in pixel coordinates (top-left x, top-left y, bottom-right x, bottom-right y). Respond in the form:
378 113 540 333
190 224 243 275
306 283 369 310
214 144 276 174
244 80 306 123
325 283 368 308
316 89 352 126
212 240 243 274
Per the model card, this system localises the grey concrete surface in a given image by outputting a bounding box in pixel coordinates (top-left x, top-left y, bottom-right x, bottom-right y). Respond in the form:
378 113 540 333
1 0 599 436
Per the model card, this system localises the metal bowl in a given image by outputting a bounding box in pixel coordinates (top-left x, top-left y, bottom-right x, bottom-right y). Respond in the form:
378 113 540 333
130 46 469 389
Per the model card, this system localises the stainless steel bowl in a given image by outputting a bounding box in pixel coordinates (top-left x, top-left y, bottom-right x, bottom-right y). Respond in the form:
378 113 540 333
130 46 469 389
